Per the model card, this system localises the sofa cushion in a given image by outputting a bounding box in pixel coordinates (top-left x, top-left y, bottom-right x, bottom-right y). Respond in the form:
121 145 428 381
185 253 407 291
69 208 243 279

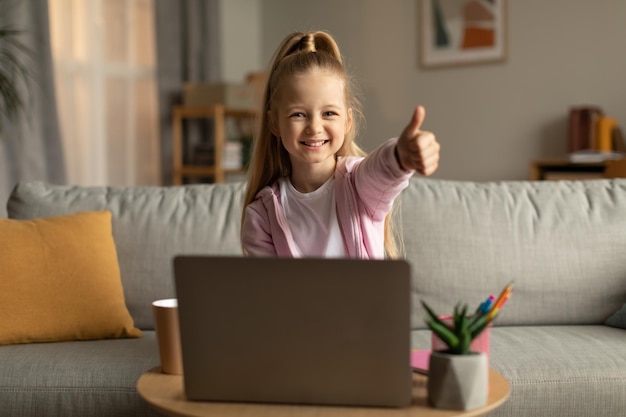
0 333 161 417
605 303 626 329
400 178 626 328
411 325 626 417
0 211 141 345
7 181 246 330
480 326 626 417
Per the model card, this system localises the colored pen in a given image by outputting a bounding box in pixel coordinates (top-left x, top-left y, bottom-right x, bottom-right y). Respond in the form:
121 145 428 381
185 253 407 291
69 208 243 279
480 295 495 314
488 282 514 319
491 281 514 311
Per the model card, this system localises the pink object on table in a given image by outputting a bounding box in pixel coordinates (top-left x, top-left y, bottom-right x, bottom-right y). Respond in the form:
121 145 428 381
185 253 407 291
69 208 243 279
410 349 431 374
411 350 431 375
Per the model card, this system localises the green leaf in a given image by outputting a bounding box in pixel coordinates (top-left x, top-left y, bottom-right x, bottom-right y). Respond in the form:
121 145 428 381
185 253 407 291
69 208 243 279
427 320 459 350
452 305 460 328
457 329 471 354
457 304 468 331
468 313 488 333
421 300 438 320
420 300 450 329
470 313 496 339
467 310 484 328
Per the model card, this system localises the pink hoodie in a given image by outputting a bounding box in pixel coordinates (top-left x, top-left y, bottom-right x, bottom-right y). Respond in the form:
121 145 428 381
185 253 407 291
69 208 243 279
242 138 414 258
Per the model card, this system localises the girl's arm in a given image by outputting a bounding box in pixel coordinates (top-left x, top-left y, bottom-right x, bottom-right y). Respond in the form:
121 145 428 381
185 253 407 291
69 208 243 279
241 204 277 256
349 106 440 221
349 138 414 221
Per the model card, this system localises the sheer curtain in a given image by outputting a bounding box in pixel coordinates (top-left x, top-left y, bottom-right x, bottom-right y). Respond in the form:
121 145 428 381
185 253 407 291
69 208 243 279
0 0 65 217
48 0 160 186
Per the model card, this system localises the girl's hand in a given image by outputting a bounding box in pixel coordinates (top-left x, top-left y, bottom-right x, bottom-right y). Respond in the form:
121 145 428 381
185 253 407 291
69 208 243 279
395 106 440 176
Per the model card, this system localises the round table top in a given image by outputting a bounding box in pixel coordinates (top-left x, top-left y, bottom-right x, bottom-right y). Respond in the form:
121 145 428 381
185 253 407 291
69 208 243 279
137 367 510 417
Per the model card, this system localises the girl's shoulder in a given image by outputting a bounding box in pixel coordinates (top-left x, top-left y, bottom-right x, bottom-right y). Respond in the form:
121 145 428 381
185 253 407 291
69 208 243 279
249 182 281 205
335 155 365 177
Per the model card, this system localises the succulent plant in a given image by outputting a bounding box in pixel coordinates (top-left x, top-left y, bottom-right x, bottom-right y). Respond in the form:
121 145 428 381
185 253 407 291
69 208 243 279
421 300 494 355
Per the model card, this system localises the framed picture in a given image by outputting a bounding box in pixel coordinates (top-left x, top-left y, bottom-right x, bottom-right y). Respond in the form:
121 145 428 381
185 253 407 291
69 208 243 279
419 0 507 68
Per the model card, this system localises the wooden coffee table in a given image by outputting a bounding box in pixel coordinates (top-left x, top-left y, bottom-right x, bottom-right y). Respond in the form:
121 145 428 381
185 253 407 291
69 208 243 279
137 367 510 417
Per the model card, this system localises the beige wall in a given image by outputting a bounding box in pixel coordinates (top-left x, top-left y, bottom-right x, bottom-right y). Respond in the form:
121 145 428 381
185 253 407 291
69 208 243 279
220 0 261 83
241 0 626 181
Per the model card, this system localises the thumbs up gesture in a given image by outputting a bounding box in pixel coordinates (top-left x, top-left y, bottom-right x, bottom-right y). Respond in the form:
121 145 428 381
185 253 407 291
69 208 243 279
395 106 440 176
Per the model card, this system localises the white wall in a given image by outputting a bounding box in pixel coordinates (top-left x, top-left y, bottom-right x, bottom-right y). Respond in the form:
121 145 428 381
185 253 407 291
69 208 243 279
220 0 261 83
224 0 626 181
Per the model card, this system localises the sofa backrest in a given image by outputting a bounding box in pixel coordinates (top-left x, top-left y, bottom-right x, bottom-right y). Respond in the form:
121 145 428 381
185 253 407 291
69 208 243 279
8 179 626 331
401 178 626 329
7 181 245 330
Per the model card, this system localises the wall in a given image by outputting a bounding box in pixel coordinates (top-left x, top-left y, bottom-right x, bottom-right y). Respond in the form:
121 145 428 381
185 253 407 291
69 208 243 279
247 0 626 181
220 0 261 83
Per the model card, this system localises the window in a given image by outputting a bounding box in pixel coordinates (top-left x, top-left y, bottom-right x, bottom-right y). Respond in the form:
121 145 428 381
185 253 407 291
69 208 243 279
48 0 160 186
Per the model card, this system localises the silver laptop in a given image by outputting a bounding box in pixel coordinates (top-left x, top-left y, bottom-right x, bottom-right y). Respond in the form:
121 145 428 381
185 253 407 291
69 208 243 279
173 256 412 408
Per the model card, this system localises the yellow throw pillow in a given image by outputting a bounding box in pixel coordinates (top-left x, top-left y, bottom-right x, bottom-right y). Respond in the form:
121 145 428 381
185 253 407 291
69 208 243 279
0 211 141 345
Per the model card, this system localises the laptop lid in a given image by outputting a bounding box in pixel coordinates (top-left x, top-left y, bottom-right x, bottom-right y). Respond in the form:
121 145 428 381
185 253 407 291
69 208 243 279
173 256 412 408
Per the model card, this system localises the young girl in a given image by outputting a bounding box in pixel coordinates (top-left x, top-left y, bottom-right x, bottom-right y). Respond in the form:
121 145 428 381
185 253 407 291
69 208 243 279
241 31 440 259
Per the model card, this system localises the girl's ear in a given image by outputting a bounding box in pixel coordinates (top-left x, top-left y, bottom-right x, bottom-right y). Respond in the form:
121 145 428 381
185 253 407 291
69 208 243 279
268 110 280 137
346 107 353 132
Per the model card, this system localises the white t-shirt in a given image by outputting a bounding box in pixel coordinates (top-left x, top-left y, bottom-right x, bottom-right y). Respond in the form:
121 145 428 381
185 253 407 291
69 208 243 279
278 176 346 258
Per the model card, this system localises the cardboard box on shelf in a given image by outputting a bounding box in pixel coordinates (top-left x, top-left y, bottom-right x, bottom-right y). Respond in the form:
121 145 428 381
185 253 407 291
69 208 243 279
183 83 256 111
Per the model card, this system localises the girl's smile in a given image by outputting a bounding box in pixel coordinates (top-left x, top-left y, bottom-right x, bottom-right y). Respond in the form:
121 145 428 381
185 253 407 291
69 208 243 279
301 140 329 148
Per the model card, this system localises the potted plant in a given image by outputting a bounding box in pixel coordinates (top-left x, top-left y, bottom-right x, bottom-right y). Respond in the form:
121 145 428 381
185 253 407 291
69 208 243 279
0 1 33 134
421 282 512 410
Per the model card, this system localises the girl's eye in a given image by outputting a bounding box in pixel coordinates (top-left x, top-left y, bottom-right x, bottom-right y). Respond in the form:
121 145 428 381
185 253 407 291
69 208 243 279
324 111 338 117
290 112 305 118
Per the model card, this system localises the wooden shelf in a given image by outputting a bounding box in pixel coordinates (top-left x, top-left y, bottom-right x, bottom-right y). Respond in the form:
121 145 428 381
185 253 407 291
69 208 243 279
529 158 608 180
172 105 256 185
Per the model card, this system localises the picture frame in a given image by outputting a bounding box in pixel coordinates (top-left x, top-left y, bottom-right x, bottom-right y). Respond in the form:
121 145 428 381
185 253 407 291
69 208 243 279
419 0 507 68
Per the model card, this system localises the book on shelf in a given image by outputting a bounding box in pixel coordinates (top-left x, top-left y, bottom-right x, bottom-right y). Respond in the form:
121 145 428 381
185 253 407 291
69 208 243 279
597 117 618 152
567 106 603 153
568 149 625 163
567 106 625 163
612 126 626 152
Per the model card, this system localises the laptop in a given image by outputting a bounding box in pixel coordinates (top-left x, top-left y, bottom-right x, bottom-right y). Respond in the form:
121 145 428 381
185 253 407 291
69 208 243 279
173 255 412 408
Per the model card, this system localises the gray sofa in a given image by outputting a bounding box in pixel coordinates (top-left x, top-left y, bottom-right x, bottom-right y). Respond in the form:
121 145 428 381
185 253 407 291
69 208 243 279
2 178 625 416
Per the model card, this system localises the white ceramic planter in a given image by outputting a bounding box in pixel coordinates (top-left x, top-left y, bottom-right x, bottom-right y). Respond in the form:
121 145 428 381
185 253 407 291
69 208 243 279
428 351 488 410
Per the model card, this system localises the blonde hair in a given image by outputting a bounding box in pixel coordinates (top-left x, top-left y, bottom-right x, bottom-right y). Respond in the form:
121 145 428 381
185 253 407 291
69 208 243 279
242 31 401 258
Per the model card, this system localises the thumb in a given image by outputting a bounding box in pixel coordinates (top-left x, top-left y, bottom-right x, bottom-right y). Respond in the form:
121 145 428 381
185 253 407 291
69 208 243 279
405 105 426 135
